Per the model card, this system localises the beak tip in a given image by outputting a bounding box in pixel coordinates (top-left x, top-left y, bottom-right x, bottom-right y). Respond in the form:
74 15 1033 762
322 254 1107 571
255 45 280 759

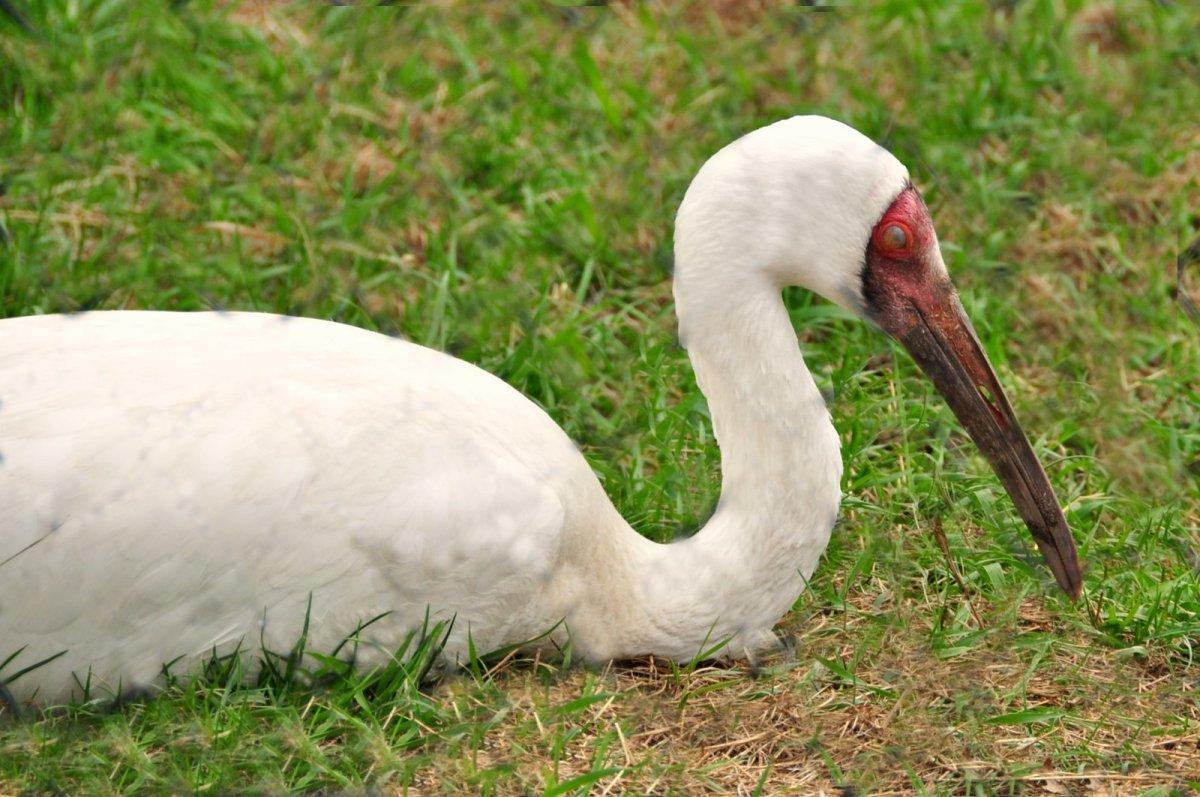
1040 534 1084 601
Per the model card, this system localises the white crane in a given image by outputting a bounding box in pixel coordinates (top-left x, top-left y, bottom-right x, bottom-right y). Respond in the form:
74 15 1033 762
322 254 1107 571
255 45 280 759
0 117 1081 706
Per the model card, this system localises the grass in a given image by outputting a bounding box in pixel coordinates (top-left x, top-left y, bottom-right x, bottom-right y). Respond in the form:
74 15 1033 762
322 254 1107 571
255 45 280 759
1 0 1198 793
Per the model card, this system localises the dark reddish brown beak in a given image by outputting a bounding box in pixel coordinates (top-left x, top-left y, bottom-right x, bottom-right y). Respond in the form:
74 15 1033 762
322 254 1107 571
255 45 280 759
865 186 1082 599
890 286 1083 599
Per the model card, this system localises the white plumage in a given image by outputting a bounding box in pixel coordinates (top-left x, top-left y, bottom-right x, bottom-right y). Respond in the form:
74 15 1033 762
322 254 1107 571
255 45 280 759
1 117 1077 705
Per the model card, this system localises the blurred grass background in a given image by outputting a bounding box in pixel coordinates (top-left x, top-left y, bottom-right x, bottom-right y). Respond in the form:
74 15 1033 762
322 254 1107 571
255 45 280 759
1 1 1198 793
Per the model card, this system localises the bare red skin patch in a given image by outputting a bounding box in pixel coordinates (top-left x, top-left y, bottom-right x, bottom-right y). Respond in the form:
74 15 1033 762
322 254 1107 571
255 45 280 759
862 185 948 337
863 188 1000 417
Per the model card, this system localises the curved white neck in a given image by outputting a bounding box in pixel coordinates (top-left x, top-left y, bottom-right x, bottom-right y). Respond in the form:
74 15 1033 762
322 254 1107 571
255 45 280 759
585 117 912 659
624 266 843 659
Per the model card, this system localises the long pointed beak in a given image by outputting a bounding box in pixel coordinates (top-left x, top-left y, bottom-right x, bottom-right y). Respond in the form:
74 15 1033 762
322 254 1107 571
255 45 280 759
896 288 1083 599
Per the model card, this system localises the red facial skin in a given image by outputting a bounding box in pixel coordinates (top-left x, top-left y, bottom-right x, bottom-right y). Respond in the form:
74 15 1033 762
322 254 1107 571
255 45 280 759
859 186 1084 599
864 187 999 422
862 186 952 337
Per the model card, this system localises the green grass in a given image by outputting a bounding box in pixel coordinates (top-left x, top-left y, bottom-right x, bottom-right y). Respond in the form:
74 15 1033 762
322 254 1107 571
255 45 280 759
2 0 1199 793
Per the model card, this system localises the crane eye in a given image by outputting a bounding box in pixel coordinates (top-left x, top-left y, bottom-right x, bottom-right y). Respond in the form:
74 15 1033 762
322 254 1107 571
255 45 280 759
881 224 908 251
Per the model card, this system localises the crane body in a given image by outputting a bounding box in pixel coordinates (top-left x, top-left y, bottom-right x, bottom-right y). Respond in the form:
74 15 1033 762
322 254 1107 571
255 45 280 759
0 117 1081 705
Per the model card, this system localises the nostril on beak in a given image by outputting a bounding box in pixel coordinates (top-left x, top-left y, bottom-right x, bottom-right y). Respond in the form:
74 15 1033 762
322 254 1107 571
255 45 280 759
977 385 1006 428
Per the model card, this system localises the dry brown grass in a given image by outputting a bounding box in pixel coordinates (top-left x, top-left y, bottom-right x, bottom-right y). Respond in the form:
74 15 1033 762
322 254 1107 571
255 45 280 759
395 592 1198 794
1073 4 1145 56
